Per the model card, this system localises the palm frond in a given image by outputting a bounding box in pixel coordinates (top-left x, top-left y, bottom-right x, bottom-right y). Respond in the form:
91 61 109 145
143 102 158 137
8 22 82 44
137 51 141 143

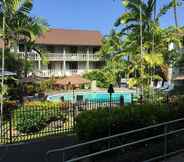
156 1 173 22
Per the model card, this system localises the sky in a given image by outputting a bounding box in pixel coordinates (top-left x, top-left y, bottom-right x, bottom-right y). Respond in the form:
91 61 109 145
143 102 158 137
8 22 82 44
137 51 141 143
31 0 184 35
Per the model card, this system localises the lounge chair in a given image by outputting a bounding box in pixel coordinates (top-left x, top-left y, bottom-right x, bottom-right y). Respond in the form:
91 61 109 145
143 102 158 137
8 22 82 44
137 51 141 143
154 81 163 89
160 81 169 90
120 78 128 88
163 84 174 92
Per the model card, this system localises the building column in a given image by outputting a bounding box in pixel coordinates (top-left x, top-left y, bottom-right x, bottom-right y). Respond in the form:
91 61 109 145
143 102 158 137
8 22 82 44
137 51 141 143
86 47 90 72
168 65 173 85
63 47 66 76
38 59 41 71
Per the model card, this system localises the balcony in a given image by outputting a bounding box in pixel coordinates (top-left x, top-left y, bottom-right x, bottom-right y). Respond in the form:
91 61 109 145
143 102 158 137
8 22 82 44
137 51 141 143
47 53 101 61
18 52 41 60
33 69 90 78
19 52 101 61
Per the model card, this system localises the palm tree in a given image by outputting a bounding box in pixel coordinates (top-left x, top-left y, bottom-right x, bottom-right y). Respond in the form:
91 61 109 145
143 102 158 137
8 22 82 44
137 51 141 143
13 15 48 77
0 0 33 48
173 0 178 27
115 0 173 35
100 0 175 91
0 0 33 131
0 0 48 77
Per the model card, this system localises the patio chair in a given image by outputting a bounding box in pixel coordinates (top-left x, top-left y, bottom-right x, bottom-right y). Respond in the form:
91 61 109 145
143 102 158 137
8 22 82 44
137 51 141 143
163 84 174 92
160 81 169 90
120 78 128 88
154 81 163 89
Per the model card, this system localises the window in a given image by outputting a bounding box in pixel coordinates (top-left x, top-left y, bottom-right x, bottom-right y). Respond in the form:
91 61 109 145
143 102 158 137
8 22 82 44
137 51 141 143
19 44 31 52
19 44 24 52
48 62 52 70
47 45 55 53
79 47 87 54
70 46 77 53
93 47 100 54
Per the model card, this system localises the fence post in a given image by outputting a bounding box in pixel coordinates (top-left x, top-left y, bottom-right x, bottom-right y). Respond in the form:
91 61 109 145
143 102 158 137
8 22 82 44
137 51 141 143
120 96 124 109
131 93 134 104
62 151 65 162
72 102 76 130
8 110 12 144
164 124 168 160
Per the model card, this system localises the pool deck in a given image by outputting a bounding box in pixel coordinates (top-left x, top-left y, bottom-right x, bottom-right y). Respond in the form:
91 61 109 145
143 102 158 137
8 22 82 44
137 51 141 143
46 87 136 96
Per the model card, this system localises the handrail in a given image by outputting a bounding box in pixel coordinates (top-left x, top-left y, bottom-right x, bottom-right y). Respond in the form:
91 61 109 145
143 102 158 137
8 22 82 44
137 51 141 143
65 128 184 162
46 117 184 162
47 117 184 155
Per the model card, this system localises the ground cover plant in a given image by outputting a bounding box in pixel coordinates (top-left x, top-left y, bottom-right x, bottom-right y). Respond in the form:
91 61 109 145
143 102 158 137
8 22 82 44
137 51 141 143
13 102 67 134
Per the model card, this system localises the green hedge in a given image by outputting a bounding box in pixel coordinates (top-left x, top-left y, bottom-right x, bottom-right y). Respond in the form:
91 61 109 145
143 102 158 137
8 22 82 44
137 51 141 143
15 108 65 133
75 103 182 141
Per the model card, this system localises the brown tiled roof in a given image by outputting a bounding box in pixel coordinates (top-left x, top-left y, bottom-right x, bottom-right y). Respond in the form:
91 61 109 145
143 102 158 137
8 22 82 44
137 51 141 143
36 28 102 46
0 28 102 47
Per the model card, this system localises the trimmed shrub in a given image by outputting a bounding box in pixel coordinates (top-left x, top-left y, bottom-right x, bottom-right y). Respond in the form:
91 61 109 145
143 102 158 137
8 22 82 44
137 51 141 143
75 104 180 142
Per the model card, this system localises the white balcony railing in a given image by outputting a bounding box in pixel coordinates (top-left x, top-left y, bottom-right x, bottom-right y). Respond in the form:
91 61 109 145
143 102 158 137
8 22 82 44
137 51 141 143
19 52 101 61
34 69 88 77
18 52 41 60
47 53 100 61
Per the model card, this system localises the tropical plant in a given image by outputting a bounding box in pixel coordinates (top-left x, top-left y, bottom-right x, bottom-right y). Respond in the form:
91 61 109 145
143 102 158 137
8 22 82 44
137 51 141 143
115 0 173 33
14 16 48 77
0 0 48 76
84 70 109 88
98 0 184 91
0 0 33 48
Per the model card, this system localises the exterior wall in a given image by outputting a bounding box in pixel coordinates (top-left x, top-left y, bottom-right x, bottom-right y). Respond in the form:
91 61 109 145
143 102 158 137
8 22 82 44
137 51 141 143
25 44 103 77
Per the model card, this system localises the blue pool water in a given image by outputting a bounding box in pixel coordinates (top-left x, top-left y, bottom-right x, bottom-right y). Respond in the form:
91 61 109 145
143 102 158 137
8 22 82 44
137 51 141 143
47 91 134 103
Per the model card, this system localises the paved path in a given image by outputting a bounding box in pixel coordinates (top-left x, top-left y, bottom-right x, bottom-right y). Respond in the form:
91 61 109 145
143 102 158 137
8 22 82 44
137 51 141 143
0 135 77 162
162 153 184 162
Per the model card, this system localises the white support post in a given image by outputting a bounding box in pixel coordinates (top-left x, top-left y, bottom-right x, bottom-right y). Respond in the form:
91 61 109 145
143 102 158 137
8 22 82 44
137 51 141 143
63 47 66 76
38 59 41 71
86 48 90 72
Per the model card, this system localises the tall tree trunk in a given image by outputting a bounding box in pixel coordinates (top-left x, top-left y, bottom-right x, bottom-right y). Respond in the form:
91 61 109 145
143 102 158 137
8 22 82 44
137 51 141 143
24 44 28 78
173 0 178 27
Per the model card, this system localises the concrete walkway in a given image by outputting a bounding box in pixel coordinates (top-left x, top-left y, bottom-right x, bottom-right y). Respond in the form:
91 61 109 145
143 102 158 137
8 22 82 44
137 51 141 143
162 153 184 162
0 135 77 162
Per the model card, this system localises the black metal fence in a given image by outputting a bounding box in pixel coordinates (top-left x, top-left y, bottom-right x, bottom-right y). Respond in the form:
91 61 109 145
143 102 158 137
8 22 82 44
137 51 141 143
0 99 122 144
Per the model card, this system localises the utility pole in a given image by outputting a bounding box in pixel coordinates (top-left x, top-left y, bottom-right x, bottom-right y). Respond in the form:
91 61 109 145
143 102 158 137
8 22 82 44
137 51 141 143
0 0 5 133
140 0 144 100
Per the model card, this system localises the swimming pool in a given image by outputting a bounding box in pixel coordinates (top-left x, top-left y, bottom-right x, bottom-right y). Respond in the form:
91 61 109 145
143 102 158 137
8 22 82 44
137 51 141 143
47 91 134 103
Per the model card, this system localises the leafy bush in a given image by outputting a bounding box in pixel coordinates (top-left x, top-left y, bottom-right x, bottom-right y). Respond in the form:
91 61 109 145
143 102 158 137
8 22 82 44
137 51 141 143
15 109 47 133
24 101 71 110
3 100 17 120
24 84 35 95
36 79 55 92
15 107 65 133
75 104 180 141
83 70 109 88
24 101 58 108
